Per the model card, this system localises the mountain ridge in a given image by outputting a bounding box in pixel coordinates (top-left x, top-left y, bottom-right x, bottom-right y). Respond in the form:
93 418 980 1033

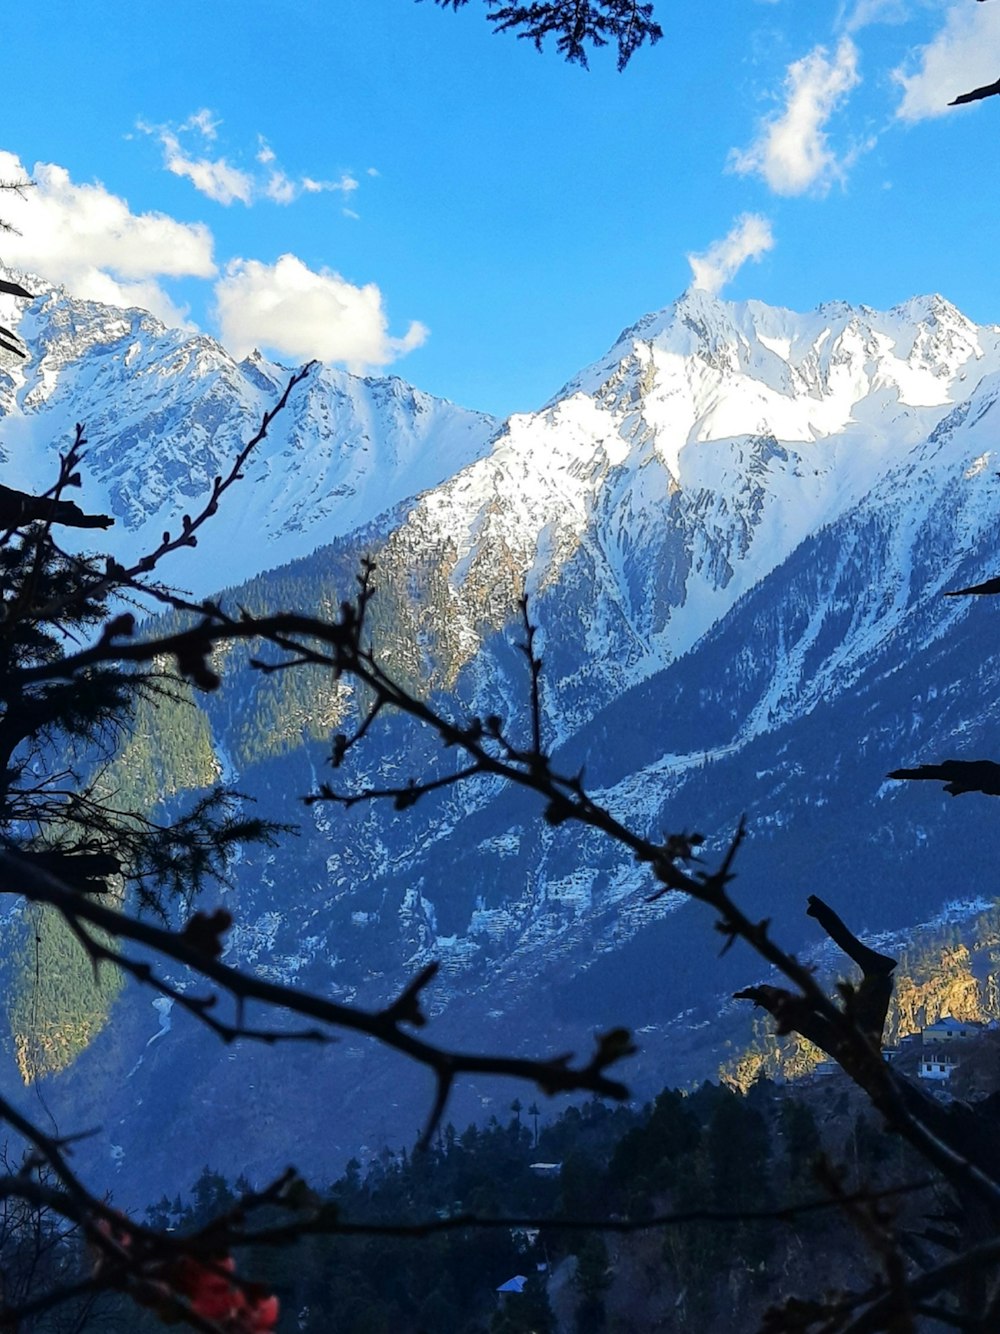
3 278 1000 1194
0 269 498 593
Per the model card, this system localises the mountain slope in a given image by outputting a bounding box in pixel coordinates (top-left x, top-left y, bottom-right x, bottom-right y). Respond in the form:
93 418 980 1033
4 281 1000 1195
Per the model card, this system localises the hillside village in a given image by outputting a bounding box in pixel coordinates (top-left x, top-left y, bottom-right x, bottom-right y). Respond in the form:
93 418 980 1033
806 1014 998 1088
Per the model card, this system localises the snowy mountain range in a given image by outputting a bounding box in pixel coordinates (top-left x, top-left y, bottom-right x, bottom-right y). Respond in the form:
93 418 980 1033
0 273 496 592
3 273 1000 1195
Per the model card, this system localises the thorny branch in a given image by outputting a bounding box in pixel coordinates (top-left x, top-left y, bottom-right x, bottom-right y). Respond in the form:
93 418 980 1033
193 1170 936 1250
0 1165 935 1333
22 563 1000 1195
2 375 999 1327
0 849 633 1136
34 362 316 626
31 577 1000 1327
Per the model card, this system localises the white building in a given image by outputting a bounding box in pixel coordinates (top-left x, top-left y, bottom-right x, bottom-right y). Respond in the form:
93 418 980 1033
919 1051 958 1082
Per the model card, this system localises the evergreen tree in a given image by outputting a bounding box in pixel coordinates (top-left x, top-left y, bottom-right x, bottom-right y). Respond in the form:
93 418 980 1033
430 2 662 71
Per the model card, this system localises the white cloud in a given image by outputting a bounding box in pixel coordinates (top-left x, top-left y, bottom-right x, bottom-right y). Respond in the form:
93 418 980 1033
262 169 297 206
0 152 423 369
894 1 1000 120
213 254 428 371
731 37 861 195
687 214 775 295
140 118 359 208
304 173 358 196
155 127 255 206
256 138 358 205
840 0 910 35
0 150 214 326
259 161 357 206
180 108 221 141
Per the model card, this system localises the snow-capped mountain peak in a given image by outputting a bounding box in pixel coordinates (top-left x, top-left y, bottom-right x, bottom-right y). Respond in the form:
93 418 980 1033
3 280 999 700
353 291 1000 710
0 277 498 593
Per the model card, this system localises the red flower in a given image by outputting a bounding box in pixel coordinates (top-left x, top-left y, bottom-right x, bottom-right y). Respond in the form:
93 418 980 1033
175 1254 279 1333
90 1216 278 1333
177 1254 237 1319
240 1292 280 1333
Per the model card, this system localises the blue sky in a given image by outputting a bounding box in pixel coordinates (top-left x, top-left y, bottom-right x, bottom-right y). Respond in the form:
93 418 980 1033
2 0 999 417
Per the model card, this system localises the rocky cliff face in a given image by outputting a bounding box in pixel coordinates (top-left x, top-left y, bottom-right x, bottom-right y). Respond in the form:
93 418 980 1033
3 279 1000 1197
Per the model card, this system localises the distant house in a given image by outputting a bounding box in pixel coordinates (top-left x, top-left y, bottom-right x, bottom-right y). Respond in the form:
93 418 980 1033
529 1162 561 1177
812 1060 840 1079
919 1051 958 1082
496 1276 529 1301
923 1017 983 1044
